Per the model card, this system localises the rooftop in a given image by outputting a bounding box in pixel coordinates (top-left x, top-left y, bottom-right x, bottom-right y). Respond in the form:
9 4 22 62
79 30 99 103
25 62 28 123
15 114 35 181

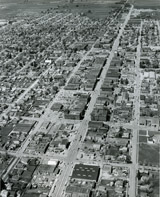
71 164 100 181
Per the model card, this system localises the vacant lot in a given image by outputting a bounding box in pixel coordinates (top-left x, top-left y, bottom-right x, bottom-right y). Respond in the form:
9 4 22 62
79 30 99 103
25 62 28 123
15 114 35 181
139 143 160 166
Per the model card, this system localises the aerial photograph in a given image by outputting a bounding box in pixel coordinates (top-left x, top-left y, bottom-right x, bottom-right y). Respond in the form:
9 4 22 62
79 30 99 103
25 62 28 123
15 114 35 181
0 0 159 197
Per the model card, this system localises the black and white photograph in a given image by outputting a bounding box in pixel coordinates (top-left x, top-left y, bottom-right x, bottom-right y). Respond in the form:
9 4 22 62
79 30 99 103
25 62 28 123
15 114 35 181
0 0 159 197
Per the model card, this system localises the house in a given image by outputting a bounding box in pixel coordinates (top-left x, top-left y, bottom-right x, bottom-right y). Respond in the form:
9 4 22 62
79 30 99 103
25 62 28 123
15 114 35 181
149 71 155 79
115 180 124 194
0 190 9 197
93 143 101 151
153 135 160 144
122 132 130 139
59 139 70 149
36 142 49 154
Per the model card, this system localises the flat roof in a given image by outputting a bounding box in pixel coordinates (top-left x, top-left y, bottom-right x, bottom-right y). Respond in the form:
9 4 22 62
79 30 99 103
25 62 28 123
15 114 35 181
66 185 90 194
71 164 100 181
13 123 34 133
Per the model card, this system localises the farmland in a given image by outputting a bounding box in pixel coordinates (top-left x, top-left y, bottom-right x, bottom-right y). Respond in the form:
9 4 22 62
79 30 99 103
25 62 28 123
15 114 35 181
0 0 123 19
132 0 160 8
0 0 60 19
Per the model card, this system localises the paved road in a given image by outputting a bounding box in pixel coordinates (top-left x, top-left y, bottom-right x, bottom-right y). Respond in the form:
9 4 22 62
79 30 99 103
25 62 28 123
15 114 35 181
0 11 62 32
52 5 133 197
0 13 91 125
16 14 107 157
0 2 134 196
0 1 126 123
156 20 160 41
2 157 19 181
129 21 142 197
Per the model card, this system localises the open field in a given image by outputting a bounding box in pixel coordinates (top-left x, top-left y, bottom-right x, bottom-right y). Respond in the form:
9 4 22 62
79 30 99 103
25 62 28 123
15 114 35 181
0 0 61 19
1 0 160 20
57 2 122 19
0 0 122 19
132 0 160 8
139 144 160 166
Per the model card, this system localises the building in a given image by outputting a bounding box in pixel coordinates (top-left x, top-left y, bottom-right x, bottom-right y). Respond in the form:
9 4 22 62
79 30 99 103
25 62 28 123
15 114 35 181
66 186 91 197
0 178 5 191
71 164 100 182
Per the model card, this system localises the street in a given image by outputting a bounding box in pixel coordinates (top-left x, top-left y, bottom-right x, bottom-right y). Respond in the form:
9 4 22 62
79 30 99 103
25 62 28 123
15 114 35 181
52 5 134 197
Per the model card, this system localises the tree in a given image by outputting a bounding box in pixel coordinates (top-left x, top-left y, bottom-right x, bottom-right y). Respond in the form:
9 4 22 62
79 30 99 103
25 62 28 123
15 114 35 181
125 78 129 85
50 77 53 82
126 155 132 163
120 78 124 84
137 170 142 180
2 151 9 162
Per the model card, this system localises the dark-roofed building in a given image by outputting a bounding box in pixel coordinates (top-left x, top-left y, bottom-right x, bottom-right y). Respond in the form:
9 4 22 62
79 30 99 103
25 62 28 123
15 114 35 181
0 178 5 191
12 123 35 135
71 164 100 182
23 193 40 197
